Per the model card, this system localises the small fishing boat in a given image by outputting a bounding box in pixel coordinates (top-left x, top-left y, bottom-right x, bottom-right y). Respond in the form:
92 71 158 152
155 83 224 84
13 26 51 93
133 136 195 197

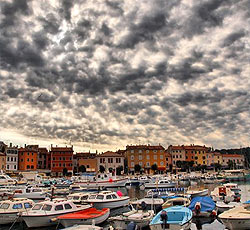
146 188 186 199
211 186 235 203
140 179 176 190
86 191 129 209
109 206 154 229
219 203 250 230
162 197 190 209
149 206 192 230
223 183 241 202
22 198 92 227
13 186 49 200
68 193 92 204
186 189 208 198
216 201 240 213
188 196 216 218
130 198 164 211
57 207 110 228
0 198 34 225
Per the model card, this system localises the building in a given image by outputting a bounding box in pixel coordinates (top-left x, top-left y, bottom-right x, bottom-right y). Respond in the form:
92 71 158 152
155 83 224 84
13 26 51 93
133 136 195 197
18 145 38 171
206 152 214 167
167 145 185 169
75 152 97 173
5 143 18 172
126 145 166 174
184 145 211 166
50 146 73 177
96 151 124 174
37 147 49 170
213 152 223 165
165 151 172 171
0 153 6 171
222 154 245 169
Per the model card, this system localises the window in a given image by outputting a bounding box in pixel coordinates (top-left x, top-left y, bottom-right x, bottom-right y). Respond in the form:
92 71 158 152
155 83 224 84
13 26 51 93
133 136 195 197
55 205 64 211
64 204 72 210
116 158 121 163
139 155 142 160
27 158 29 162
160 150 163 153
42 204 52 211
24 203 32 209
31 159 33 162
131 155 134 160
154 155 157 160
139 150 142 153
146 162 150 167
7 157 9 161
32 204 42 210
146 150 149 153
139 162 142 166
96 195 104 200
160 155 163 159
160 161 164 166
146 155 149 159
112 194 118 199
12 203 22 209
131 162 134 167
0 203 10 209
7 165 9 170
153 150 157 153
106 195 112 199
131 150 134 153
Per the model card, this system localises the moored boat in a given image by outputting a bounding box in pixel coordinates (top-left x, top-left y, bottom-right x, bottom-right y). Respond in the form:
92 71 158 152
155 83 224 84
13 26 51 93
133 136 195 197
162 197 190 209
211 186 235 203
0 198 34 225
57 207 110 228
149 206 192 230
21 198 92 227
186 189 208 198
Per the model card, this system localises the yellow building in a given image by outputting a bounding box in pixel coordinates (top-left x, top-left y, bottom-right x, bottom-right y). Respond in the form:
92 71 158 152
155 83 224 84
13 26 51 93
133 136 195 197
214 152 223 165
76 152 97 172
126 145 166 174
0 153 6 171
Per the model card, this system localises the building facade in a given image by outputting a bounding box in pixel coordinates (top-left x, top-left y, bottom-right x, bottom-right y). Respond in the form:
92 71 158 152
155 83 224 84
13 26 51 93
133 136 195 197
97 151 124 174
213 152 223 165
165 151 172 171
5 144 18 172
184 145 211 166
167 145 185 168
50 146 73 177
222 154 245 168
18 145 38 171
126 145 166 174
76 152 97 173
37 147 49 170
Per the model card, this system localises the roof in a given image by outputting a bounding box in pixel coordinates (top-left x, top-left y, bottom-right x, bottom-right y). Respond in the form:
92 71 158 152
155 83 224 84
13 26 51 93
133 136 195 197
222 154 244 158
50 147 73 152
126 145 165 150
96 151 124 157
38 148 49 154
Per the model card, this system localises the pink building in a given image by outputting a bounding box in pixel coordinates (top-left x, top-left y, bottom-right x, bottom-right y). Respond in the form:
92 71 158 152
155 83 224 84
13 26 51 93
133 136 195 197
222 154 244 168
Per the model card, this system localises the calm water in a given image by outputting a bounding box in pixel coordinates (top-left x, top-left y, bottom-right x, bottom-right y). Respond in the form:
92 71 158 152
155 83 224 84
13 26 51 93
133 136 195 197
3 181 250 230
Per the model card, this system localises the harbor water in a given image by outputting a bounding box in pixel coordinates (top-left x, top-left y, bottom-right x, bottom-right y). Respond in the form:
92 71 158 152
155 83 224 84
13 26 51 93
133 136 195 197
2 181 250 230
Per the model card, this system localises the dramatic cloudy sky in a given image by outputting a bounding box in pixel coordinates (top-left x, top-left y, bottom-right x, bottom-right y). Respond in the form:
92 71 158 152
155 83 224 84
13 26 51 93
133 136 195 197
0 0 249 152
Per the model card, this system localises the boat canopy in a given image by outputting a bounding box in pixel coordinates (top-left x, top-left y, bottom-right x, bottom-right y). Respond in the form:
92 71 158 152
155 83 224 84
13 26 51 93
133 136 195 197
188 196 215 212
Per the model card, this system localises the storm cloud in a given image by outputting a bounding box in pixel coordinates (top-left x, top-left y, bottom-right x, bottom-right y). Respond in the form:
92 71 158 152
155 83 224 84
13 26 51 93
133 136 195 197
0 0 249 151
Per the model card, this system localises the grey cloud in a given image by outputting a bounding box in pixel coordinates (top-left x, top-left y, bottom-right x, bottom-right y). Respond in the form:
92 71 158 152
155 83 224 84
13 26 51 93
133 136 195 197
222 30 246 47
60 0 73 21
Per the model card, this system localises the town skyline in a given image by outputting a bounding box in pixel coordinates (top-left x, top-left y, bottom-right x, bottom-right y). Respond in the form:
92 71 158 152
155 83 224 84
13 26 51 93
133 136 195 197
0 0 249 152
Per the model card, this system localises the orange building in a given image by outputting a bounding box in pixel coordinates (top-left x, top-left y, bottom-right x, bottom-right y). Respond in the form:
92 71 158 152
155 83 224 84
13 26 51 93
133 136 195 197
50 146 73 177
126 145 166 174
165 151 172 171
75 152 97 172
18 145 38 171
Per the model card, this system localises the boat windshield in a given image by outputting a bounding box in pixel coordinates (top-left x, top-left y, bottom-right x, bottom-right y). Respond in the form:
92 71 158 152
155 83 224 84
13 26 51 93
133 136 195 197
72 196 79 200
13 203 23 209
89 195 96 199
32 204 43 210
0 203 10 209
81 195 88 200
96 195 104 200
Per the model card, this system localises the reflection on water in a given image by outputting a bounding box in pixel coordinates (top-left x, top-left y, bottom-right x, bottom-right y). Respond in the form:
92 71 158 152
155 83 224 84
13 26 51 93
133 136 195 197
2 181 250 230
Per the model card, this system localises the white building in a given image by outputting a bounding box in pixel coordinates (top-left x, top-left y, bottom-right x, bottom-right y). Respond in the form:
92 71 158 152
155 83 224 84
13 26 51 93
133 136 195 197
6 144 18 172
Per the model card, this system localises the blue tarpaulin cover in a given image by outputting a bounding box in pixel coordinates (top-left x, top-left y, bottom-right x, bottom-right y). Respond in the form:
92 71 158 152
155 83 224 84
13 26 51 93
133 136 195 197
244 200 250 204
188 196 215 212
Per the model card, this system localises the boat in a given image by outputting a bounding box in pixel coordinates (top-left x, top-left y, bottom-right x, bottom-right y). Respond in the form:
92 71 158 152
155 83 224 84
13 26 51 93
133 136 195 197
0 172 17 185
86 191 129 209
146 188 186 199
0 198 34 224
149 206 192 230
13 186 49 200
188 196 216 218
21 198 92 227
211 186 235 203
223 183 241 202
219 203 250 230
130 198 164 212
186 188 208 198
57 207 110 228
140 179 176 190
162 197 190 209
109 206 154 229
216 201 240 213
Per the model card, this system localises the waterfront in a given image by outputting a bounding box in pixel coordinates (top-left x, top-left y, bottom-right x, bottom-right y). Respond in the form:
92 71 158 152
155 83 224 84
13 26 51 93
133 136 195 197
2 181 250 230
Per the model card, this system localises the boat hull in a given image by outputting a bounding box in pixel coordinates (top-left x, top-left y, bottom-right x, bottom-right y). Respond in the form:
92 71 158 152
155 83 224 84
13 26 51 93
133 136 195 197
0 212 22 225
78 179 127 188
220 218 250 230
149 221 191 230
91 198 129 209
59 209 110 228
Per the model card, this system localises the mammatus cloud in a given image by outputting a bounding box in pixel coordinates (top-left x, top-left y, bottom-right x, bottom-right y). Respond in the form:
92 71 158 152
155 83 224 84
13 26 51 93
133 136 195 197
0 0 249 151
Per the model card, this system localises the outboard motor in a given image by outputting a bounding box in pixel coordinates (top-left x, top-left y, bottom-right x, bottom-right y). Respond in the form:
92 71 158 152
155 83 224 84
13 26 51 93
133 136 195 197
141 201 147 211
127 221 137 230
160 210 168 229
194 202 201 216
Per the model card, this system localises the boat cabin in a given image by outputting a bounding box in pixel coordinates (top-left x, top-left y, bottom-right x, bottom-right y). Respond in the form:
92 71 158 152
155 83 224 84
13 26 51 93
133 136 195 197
88 191 121 201
68 193 91 204
0 198 34 212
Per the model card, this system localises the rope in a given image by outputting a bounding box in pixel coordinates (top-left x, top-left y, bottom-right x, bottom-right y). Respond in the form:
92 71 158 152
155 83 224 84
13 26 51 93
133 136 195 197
8 215 20 230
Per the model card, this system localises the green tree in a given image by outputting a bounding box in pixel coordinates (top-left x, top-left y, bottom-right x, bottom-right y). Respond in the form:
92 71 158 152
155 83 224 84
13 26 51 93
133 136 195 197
79 165 86 173
134 164 141 173
109 167 113 173
214 163 222 172
227 160 234 169
99 165 105 173
116 166 123 175
124 158 128 174
151 163 158 174
63 168 68 176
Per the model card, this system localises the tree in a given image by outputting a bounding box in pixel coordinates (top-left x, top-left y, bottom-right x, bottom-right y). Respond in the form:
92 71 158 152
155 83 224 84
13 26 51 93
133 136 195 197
79 165 86 173
109 167 113 173
201 165 207 173
134 164 141 173
151 163 158 174
227 160 234 169
63 168 68 177
99 165 105 173
176 161 182 169
169 164 173 172
214 163 222 172
116 166 123 175
124 158 128 174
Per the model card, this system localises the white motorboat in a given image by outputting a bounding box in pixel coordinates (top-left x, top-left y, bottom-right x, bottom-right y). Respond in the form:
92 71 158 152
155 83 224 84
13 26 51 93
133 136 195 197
57 207 110 228
211 186 235 203
140 179 176 190
219 204 250 230
216 201 240 213
223 183 241 202
0 198 34 224
109 206 154 229
86 191 129 209
162 197 190 209
0 172 17 185
186 188 208 198
13 186 49 200
21 198 92 228
130 198 164 211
